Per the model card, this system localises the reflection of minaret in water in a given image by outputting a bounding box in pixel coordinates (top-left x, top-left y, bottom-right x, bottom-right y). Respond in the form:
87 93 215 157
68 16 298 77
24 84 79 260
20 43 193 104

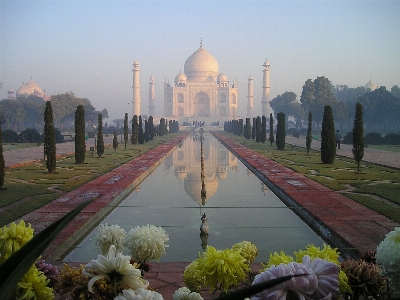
261 182 269 195
199 128 209 250
200 213 209 250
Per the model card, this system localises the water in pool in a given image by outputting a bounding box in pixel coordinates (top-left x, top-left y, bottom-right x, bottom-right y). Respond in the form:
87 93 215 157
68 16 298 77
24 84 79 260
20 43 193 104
64 131 326 263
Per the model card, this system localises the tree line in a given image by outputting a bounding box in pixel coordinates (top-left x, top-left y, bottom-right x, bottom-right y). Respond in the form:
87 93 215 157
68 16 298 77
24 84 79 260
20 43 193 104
0 92 108 132
269 76 400 133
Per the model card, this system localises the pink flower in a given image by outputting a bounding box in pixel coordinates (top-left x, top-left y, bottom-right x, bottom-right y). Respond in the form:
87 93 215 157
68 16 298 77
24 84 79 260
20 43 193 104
252 262 317 300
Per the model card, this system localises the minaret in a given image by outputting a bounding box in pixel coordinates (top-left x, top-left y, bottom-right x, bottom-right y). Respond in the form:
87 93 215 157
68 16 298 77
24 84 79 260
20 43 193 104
261 59 271 117
132 60 141 116
148 75 155 117
247 75 254 118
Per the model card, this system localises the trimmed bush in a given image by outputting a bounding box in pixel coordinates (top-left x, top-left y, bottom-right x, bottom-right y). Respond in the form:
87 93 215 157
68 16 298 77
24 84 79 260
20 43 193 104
365 132 383 145
75 105 86 164
1 129 19 143
276 112 286 150
320 105 336 164
18 128 41 143
383 133 400 145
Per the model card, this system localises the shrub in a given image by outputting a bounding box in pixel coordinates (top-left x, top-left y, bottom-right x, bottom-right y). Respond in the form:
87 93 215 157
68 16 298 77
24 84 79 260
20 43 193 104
1 129 19 143
383 133 400 145
365 132 383 145
19 128 41 143
75 105 86 164
342 132 353 144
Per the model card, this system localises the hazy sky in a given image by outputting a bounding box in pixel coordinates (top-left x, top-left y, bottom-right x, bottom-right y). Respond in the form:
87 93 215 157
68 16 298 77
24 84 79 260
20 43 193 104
1 0 399 120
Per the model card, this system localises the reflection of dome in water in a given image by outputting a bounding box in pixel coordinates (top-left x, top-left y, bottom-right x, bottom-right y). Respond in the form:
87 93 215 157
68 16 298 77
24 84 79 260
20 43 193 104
184 173 218 205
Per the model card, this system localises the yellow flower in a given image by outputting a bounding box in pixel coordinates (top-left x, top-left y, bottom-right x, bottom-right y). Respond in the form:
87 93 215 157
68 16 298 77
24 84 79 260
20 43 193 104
183 260 206 292
232 241 258 264
0 220 34 263
15 267 54 300
197 246 249 293
262 251 294 269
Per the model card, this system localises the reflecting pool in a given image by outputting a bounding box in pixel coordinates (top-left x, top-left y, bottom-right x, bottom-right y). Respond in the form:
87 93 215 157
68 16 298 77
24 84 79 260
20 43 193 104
65 131 326 262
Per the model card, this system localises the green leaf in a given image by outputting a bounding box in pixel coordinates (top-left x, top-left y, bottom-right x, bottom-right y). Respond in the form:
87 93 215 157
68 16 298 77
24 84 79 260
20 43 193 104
0 198 95 298
214 274 301 300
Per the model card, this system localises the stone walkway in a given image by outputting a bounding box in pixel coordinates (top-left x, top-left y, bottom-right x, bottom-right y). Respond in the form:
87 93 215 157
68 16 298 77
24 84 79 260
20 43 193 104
4 133 400 300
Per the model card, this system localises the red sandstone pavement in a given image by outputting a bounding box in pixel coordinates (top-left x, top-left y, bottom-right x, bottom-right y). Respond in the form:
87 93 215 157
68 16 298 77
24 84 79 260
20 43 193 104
5 132 400 300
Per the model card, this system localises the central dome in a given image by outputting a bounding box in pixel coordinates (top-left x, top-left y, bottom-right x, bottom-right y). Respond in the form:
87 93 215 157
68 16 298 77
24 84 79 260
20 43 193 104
184 46 219 81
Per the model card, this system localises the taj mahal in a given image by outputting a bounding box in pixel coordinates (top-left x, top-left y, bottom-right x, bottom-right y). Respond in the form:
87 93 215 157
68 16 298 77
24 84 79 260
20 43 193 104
132 42 272 124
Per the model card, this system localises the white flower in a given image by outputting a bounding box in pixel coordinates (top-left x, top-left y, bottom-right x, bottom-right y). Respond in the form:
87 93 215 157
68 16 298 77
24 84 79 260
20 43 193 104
376 227 400 294
114 288 163 300
95 223 126 255
83 245 148 293
124 224 169 262
252 262 317 300
172 287 204 300
301 255 340 300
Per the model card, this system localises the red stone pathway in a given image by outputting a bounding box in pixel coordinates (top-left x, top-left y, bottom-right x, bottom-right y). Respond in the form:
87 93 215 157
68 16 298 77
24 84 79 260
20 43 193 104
212 132 399 258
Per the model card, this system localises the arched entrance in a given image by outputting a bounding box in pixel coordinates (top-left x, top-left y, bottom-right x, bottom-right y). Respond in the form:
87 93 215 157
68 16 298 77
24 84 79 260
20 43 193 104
193 92 210 117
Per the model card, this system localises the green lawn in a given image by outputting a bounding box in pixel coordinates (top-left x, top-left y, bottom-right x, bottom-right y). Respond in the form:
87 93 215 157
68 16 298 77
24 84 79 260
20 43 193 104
2 143 40 151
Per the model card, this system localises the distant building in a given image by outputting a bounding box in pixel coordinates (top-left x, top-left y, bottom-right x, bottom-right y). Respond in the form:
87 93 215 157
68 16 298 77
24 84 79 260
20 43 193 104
16 77 50 100
365 79 378 92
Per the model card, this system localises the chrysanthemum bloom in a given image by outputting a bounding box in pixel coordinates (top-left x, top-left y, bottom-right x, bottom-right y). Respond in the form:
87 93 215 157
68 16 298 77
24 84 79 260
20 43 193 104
197 246 249 294
376 227 400 295
124 224 169 262
295 244 351 294
84 245 148 293
95 223 126 255
263 251 295 269
15 267 55 300
54 264 90 298
172 287 204 300
232 241 259 264
183 260 206 292
114 288 163 300
301 255 340 299
36 260 60 288
0 220 34 263
252 262 317 300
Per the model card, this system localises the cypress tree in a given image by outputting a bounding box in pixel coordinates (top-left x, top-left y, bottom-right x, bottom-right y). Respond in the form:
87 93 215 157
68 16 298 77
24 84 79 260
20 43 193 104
306 111 313 157
138 116 144 144
245 118 251 140
131 115 138 144
44 101 56 173
252 117 256 140
97 113 104 157
159 118 165 136
149 116 154 140
256 116 261 143
238 119 244 137
144 120 150 142
320 105 336 164
74 105 86 164
261 115 267 143
276 112 286 150
269 113 275 146
0 126 5 189
352 102 365 173
124 113 128 149
113 131 118 152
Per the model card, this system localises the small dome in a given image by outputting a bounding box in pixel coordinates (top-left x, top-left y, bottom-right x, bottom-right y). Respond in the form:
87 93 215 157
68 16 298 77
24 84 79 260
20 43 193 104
175 71 186 82
217 73 228 82
184 46 219 81
365 79 378 91
17 78 43 97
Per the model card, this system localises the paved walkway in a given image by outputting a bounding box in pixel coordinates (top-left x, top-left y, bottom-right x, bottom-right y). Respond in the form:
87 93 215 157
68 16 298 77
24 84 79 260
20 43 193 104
285 136 400 169
4 134 400 300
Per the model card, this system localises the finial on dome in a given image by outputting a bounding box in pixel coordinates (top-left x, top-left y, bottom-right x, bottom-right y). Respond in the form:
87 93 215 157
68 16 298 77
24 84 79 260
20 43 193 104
200 38 202 48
